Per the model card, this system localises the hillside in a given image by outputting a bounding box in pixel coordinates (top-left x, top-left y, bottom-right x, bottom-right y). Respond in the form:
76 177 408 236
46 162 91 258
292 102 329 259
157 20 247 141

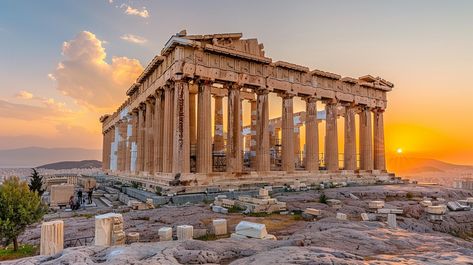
37 160 102 170
0 147 102 168
387 156 473 174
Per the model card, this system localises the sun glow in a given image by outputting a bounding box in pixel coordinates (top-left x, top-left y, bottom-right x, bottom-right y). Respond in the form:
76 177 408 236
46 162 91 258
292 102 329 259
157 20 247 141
396 148 403 154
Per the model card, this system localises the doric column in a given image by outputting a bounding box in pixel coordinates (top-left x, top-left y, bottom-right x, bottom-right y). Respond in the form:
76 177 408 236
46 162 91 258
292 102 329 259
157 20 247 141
213 95 225 153
304 96 319 172
344 104 357 170
226 83 242 172
136 106 145 172
294 125 301 167
255 88 270 172
373 108 386 171
124 114 132 173
250 99 257 168
153 91 164 173
196 80 212 173
324 100 339 171
359 106 373 170
110 125 117 171
162 85 174 173
281 93 295 172
189 86 197 146
172 80 190 174
118 120 127 172
144 100 154 173
102 131 108 171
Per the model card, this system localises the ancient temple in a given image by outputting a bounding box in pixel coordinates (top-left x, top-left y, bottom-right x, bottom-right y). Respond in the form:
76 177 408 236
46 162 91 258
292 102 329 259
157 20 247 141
100 31 394 192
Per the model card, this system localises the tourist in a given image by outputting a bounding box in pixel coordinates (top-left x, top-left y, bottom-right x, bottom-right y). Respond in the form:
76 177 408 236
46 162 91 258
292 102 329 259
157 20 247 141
78 189 83 205
68 196 74 210
87 188 93 204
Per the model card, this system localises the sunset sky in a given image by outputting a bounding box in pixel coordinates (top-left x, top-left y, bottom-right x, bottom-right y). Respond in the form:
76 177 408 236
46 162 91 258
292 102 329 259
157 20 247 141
0 1 472 165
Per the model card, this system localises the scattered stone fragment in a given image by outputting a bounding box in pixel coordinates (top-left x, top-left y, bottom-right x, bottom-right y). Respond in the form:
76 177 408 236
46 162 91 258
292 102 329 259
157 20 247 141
304 208 321 216
349 193 360 200
426 205 447 215
447 201 471 211
127 232 140 243
177 225 193 240
361 213 370 221
95 213 125 246
336 213 347 220
158 227 172 241
327 199 342 209
377 208 403 214
420 200 432 207
369 201 385 209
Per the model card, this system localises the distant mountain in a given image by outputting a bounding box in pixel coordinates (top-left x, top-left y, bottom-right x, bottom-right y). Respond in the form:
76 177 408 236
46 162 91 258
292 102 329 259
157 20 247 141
37 160 102 170
387 156 473 174
0 147 102 168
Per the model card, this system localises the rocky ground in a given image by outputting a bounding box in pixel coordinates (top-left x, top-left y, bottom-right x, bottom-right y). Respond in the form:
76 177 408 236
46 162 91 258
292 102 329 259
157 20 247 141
7 184 473 264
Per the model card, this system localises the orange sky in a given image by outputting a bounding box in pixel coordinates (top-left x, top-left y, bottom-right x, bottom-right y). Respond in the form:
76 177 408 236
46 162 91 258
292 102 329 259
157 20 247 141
1 1 472 165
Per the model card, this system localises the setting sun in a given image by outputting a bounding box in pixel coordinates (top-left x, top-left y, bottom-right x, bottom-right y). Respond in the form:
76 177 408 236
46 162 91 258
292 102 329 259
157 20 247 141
396 148 403 154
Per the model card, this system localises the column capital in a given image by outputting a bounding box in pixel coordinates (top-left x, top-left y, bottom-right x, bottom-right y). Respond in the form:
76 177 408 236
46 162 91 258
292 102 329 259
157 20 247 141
323 98 338 105
303 95 318 103
154 89 163 98
255 87 270 95
278 91 296 99
225 82 240 91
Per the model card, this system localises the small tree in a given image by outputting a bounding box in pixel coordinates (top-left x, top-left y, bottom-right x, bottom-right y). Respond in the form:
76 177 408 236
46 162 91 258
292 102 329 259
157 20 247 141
319 192 328 204
0 176 47 251
28 168 45 196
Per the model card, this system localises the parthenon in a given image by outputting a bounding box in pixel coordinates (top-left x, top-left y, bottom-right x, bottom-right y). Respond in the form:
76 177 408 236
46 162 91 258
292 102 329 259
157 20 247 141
100 31 394 192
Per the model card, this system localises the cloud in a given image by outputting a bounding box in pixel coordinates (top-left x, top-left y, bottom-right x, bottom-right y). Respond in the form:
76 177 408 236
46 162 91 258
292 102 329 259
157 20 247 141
16 91 34 99
120 34 147 44
120 4 149 18
50 31 143 109
0 100 62 121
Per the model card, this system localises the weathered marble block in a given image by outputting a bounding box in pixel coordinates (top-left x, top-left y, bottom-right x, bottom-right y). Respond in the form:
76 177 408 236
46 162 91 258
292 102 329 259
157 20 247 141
213 219 228 236
158 227 173 241
259 188 269 197
361 213 370 221
177 225 193 240
40 220 64 256
420 200 432 207
336 213 347 220
387 214 397 228
368 201 385 209
235 221 268 239
50 184 74 206
426 205 447 215
377 208 403 214
95 213 124 246
304 208 321 216
127 232 140 243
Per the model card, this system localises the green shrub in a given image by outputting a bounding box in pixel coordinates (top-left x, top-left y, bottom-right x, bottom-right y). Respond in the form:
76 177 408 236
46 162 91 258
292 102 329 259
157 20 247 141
319 193 328 204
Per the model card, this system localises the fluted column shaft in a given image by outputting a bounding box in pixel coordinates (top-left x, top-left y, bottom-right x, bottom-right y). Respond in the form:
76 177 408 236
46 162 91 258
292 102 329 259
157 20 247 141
136 106 145 172
226 84 242 172
213 95 225 153
144 100 154 173
305 97 319 171
196 81 212 173
189 89 197 146
162 86 174 173
359 107 373 170
124 115 132 173
325 100 339 171
344 105 357 170
255 89 270 171
281 93 295 172
118 121 127 172
373 108 386 171
154 91 164 173
250 99 257 168
172 80 190 174
102 131 108 171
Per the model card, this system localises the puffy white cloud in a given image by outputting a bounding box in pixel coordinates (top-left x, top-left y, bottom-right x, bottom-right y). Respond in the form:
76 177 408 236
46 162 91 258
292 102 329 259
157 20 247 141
121 4 149 18
120 34 147 44
50 31 143 109
16 90 34 99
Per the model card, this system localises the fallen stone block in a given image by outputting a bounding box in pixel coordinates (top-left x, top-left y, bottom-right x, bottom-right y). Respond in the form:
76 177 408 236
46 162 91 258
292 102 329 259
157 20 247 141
336 213 347 220
193 228 208 239
377 208 403 215
235 221 268 239
230 233 249 240
387 214 397 229
95 213 124 246
361 213 370 221
369 201 385 209
426 205 447 215
349 193 360 200
304 208 321 216
327 199 342 209
158 227 172 241
127 232 140 243
420 200 432 207
177 225 193 240
213 219 227 236
262 234 277 240
259 188 269 197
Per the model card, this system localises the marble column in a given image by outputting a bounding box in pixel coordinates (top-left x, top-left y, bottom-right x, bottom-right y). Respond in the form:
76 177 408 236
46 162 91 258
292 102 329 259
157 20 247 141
40 220 64 256
144 100 154 173
250 99 257 168
359 106 373 170
172 80 190 174
344 104 357 170
226 84 242 172
281 93 295 172
118 121 127 172
373 108 386 171
154 91 164 173
324 100 339 171
294 125 301 166
304 96 319 172
136 105 145 172
124 115 132 173
213 95 225 153
162 85 174 173
255 88 270 171
102 131 108 171
189 88 197 146
130 111 139 173
196 81 212 173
